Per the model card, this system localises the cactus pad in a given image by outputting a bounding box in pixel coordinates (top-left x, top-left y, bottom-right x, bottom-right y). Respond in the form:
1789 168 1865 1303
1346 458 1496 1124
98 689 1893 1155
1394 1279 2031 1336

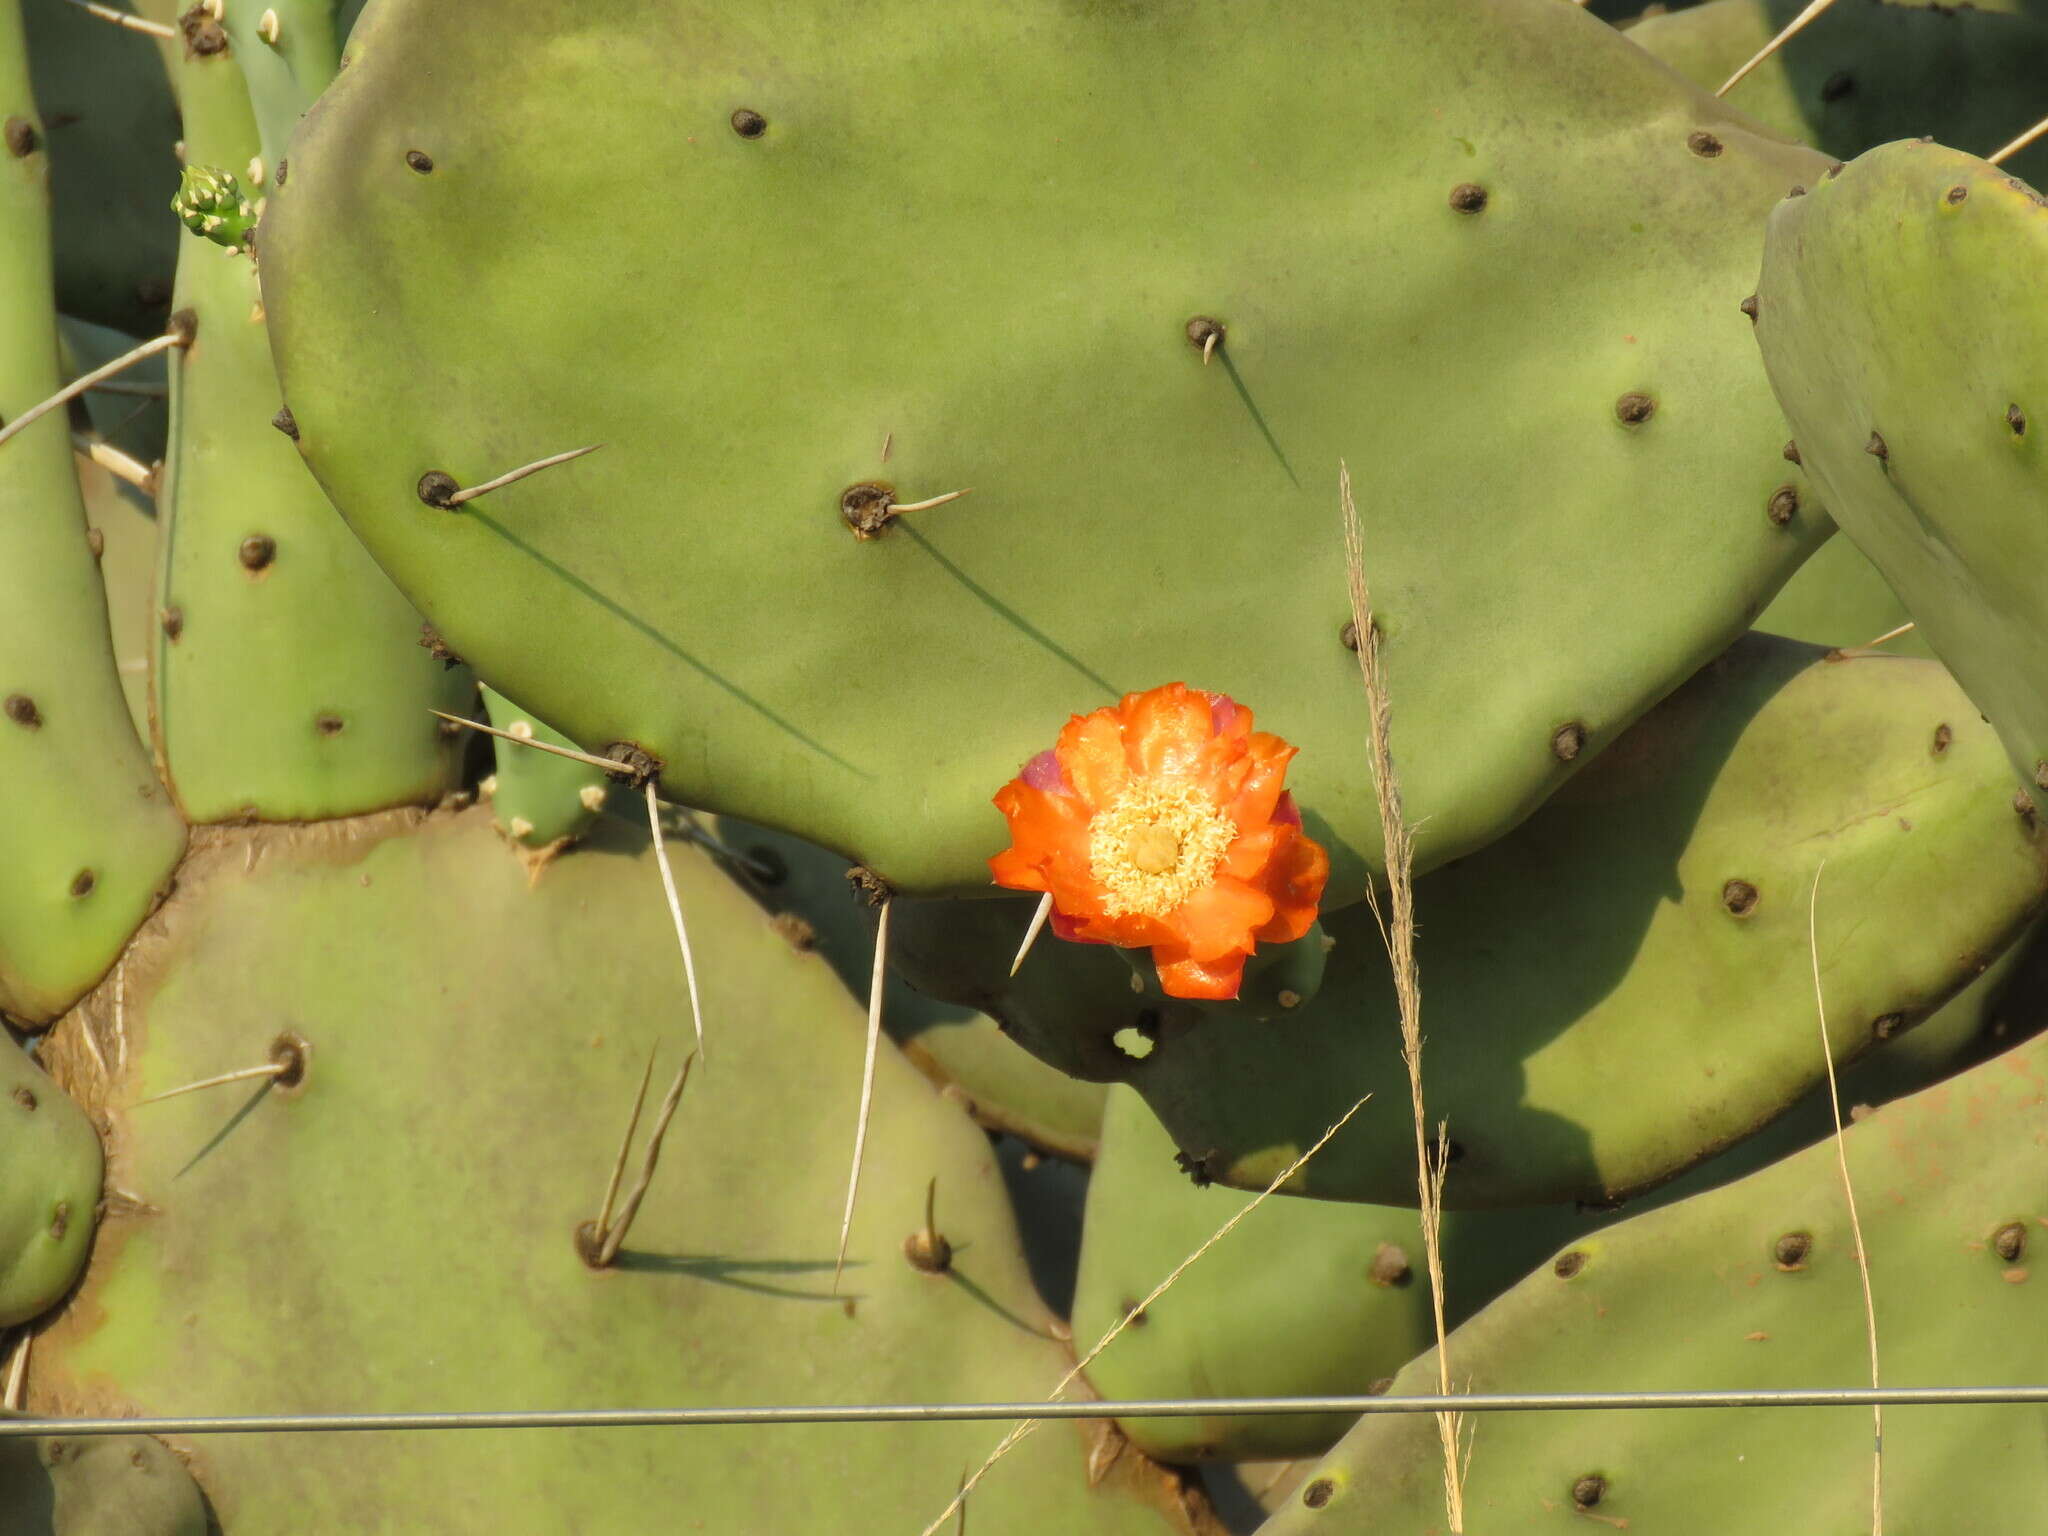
31 809 1211 1532
262 0 1829 899
1754 141 2048 817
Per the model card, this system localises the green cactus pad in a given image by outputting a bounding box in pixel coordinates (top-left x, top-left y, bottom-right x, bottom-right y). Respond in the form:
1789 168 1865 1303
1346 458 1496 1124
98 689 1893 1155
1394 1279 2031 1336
150 35 470 823
1754 533 1927 656
262 0 1829 900
894 636 2048 1207
1632 0 2048 184
478 685 605 855
0 1417 210 1536
74 449 156 741
1755 141 2048 818
211 0 339 169
0 1035 99 1327
1260 1023 2048 1532
715 816 1108 1161
1073 1088 1588 1465
31 809 1213 1534
20 0 178 335
0 3 184 1024
1076 915 2044 1468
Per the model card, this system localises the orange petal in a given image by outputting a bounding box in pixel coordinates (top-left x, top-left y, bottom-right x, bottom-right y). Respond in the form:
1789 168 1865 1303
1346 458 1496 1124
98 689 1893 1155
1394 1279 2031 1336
1254 829 1331 944
1166 875 1276 963
1204 691 1254 745
1224 733 1297 833
1154 947 1247 1001
1220 824 1284 882
991 781 1096 902
1123 683 1217 780
1055 708 1129 811
1062 906 1179 950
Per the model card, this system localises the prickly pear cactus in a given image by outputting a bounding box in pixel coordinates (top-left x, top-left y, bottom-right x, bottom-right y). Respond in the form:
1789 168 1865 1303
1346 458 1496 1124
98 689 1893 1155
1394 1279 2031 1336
1072 1088 1591 1464
259 0 1833 901
31 810 1214 1534
0 1414 211 1535
477 684 606 858
13 0 2048 1529
149 22 471 825
895 635 2048 1206
0 0 183 1024
1754 141 2048 818
1260 1022 2048 1532
1632 0 2048 183
18 0 178 334
720 817 1110 1161
0 1036 98 1329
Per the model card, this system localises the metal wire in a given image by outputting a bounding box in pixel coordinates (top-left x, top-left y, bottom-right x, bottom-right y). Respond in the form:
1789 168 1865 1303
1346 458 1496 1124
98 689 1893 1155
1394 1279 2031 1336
5 1387 2048 1438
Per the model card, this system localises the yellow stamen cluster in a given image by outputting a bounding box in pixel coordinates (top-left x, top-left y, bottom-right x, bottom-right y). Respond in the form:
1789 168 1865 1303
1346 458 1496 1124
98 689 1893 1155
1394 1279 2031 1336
1088 780 1236 918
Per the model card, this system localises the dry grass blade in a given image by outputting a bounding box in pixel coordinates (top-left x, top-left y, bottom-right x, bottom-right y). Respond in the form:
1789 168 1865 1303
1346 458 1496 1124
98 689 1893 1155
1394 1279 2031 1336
1861 621 1916 649
1009 891 1054 977
917 1093 1371 1536
74 434 157 494
645 783 708 1062
58 0 175 35
0 329 185 450
1717 0 1842 96
80 378 167 398
1809 863 1884 1533
834 896 892 1292
1340 460 1464 1532
595 1045 659 1243
445 444 602 505
1 1331 26 1411
596 1052 696 1267
1990 113 2048 166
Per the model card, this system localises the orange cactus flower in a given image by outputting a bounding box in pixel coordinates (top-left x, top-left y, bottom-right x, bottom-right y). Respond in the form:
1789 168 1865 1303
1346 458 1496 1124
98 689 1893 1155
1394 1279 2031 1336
990 683 1329 1001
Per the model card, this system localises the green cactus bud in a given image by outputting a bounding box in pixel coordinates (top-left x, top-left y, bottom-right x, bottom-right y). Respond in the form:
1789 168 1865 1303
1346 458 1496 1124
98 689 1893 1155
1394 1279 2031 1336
171 164 257 254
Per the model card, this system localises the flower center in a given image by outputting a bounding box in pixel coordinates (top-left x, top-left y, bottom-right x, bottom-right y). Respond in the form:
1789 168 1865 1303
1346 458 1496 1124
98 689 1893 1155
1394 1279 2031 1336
1088 781 1237 918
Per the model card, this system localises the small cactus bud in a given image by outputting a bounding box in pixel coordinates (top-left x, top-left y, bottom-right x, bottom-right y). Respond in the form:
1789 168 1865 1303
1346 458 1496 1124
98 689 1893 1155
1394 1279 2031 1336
173 165 259 254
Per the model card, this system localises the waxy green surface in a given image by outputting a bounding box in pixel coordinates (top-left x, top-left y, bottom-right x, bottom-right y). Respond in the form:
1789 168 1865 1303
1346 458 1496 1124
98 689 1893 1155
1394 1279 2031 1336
264 0 1828 900
1756 142 2048 818
34 809 1209 1533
